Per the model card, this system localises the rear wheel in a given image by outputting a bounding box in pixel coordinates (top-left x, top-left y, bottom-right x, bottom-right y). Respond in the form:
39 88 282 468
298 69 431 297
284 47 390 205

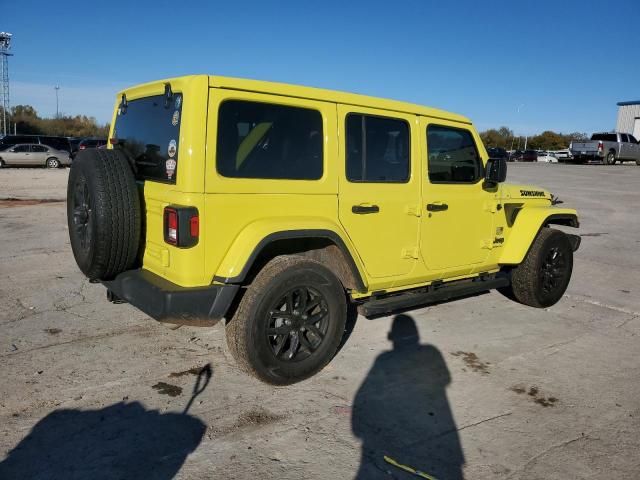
605 151 616 165
500 228 573 308
226 256 347 385
0 159 4 168
46 157 60 168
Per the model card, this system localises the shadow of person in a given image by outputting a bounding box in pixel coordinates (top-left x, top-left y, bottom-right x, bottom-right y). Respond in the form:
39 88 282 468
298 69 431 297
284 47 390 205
0 365 212 480
352 315 464 479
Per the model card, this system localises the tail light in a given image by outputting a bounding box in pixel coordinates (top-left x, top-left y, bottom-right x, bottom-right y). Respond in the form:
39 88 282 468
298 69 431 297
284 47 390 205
597 141 603 153
163 206 199 248
79 145 86 150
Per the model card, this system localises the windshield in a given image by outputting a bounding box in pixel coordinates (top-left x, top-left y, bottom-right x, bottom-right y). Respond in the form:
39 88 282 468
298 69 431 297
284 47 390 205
113 93 183 183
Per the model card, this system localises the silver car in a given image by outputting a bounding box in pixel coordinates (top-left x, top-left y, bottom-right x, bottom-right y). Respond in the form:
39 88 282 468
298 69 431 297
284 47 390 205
0 143 72 168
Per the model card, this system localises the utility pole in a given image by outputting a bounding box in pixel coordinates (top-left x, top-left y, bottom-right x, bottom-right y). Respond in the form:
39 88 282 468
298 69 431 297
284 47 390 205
55 85 60 118
0 32 13 136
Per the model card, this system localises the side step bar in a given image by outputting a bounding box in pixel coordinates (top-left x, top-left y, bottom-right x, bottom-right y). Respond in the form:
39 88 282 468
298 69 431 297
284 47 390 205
360 274 510 318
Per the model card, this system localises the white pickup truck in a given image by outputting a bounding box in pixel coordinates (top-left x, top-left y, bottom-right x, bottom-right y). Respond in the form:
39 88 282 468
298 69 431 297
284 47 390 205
570 132 640 165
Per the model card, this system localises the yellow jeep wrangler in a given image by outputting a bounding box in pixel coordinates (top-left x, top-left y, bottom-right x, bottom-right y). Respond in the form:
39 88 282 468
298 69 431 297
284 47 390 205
67 75 580 384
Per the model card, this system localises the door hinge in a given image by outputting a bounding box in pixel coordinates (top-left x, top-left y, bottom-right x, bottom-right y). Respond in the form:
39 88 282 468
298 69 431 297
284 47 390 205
405 204 421 217
401 247 419 259
481 239 494 250
484 201 502 213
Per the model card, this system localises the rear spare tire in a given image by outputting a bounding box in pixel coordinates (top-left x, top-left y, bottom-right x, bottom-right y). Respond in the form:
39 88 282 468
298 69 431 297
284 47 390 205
67 148 141 281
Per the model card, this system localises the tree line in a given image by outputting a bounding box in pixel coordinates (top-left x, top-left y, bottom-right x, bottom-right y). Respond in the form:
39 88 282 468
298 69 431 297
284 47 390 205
1 105 587 150
480 126 589 151
0 105 109 138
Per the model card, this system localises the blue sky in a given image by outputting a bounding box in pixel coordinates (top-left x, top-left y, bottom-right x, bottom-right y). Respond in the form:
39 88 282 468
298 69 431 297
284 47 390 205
4 0 639 135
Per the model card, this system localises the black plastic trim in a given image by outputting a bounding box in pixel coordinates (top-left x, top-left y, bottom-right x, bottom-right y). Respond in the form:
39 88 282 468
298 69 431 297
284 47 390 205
103 269 239 326
544 213 580 228
361 274 510 318
213 229 366 292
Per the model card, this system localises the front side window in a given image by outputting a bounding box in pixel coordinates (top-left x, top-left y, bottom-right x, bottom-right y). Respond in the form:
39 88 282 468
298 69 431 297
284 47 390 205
427 125 482 183
217 100 323 180
13 145 30 152
345 114 409 183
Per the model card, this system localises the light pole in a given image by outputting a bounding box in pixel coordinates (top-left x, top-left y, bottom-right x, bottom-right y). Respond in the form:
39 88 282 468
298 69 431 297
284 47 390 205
55 85 60 118
509 104 524 158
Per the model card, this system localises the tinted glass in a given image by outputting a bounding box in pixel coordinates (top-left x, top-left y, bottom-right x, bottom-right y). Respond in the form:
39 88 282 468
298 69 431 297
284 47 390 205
0 135 38 145
628 134 638 143
427 125 482 183
591 133 617 142
113 93 183 183
40 136 69 151
217 100 323 180
32 145 48 152
346 114 409 182
13 145 30 152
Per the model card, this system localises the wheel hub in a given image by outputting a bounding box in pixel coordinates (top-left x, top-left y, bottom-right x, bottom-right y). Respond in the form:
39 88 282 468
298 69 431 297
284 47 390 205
266 286 329 362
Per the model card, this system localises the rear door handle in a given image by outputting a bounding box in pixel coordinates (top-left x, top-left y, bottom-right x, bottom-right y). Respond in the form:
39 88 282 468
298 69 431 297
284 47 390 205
352 204 380 214
426 203 448 212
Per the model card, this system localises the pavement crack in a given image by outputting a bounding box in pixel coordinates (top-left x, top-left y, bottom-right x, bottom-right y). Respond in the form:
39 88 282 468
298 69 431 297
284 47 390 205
563 294 640 316
507 434 590 478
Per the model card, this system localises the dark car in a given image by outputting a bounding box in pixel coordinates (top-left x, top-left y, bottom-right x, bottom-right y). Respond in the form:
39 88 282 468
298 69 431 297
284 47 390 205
521 150 538 162
0 134 73 155
78 138 108 152
69 137 83 158
486 147 509 161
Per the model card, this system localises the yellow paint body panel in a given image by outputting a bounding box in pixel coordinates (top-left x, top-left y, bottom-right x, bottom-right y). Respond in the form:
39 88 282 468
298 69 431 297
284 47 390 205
499 206 579 265
110 74 578 296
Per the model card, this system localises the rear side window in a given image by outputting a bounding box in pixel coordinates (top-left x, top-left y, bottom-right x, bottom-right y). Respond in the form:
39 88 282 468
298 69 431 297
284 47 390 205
217 100 323 180
32 145 48 152
113 93 183 183
427 125 482 183
591 133 617 142
345 114 410 183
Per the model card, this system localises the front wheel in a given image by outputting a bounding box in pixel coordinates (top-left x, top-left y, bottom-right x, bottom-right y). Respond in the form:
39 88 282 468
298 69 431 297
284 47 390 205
46 157 60 168
500 228 573 308
226 256 347 385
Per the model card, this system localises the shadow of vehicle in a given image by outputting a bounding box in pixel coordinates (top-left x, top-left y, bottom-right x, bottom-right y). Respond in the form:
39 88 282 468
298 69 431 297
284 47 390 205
352 315 464 479
0 365 212 480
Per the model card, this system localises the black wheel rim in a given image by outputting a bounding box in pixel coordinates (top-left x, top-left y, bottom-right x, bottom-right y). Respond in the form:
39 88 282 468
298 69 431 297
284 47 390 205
72 177 92 251
266 286 330 362
540 246 567 294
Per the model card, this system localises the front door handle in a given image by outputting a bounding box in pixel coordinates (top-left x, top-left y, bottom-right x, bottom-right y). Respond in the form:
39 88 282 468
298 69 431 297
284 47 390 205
426 203 448 212
352 204 380 214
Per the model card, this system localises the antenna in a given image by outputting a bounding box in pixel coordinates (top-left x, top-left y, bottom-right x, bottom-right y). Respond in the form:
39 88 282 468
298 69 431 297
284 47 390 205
0 32 13 136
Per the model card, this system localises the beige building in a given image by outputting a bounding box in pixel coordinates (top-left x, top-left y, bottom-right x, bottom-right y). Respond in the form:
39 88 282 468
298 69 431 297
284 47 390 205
616 100 640 138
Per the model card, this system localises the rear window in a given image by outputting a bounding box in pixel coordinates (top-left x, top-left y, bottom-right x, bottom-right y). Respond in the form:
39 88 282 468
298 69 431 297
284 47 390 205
113 93 183 183
216 100 323 180
591 133 617 142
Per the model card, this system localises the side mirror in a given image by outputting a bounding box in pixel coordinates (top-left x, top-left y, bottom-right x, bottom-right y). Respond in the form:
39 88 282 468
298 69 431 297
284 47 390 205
485 157 507 184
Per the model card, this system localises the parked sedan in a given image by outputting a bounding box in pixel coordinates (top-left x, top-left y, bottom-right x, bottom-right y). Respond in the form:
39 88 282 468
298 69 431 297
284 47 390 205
0 143 71 168
537 151 559 163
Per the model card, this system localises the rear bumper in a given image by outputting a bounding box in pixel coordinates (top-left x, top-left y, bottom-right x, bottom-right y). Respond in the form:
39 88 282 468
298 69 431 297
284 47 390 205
102 269 239 326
